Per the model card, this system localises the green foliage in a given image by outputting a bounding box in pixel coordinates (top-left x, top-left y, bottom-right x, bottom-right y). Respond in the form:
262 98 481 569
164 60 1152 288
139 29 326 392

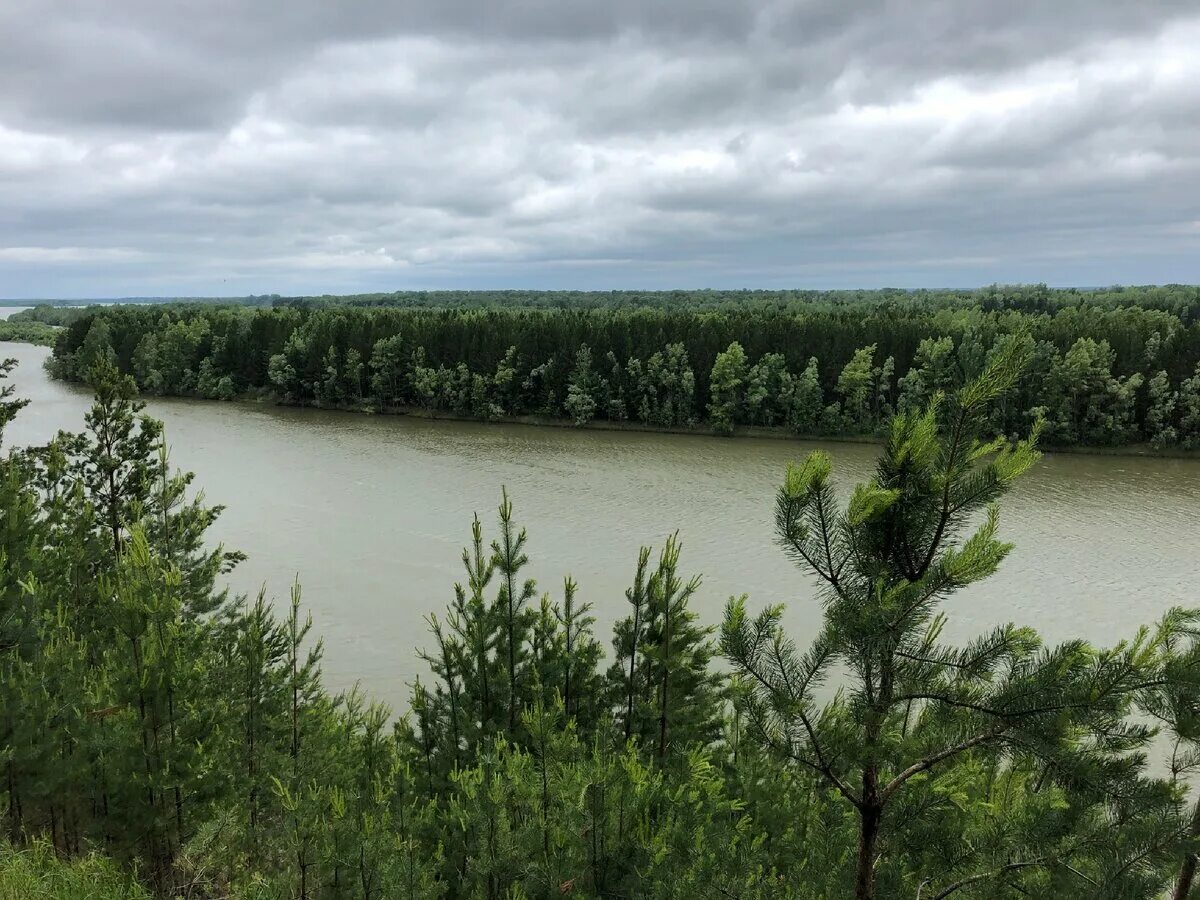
7 305 93 328
835 344 879 430
45 289 1200 447
1181 362 1200 449
0 320 57 347
608 536 724 760
563 344 599 426
788 356 824 434
898 335 956 414
1038 337 1145 445
0 359 29 448
709 341 748 435
0 841 150 899
1148 369 1179 449
722 340 1198 898
368 334 406 410
743 351 790 427
3 347 1200 899
635 343 696 428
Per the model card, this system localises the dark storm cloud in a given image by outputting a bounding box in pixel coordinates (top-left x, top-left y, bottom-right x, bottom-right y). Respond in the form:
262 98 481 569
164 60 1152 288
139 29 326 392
0 0 1198 296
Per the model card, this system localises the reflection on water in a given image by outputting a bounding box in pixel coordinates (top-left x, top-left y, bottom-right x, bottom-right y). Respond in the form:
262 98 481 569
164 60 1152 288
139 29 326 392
4 341 1199 711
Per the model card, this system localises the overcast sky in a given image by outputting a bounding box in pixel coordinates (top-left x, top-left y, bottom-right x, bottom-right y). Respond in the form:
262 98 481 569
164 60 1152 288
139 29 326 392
1 1 1198 297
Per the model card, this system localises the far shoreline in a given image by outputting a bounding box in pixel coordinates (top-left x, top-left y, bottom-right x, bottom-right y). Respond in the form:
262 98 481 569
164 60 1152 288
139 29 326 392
7 337 1198 461
155 388 1200 461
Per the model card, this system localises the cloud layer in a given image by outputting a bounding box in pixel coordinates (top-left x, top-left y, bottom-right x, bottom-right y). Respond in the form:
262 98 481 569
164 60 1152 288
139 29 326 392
2 1 1198 296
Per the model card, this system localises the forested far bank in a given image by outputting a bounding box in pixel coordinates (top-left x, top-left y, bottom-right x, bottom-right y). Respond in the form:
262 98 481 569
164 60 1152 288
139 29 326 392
6 345 1200 899
49 290 1200 449
17 282 1200 316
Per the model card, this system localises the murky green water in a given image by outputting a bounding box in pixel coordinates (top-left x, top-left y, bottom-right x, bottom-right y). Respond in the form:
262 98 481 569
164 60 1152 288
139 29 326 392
4 341 1198 711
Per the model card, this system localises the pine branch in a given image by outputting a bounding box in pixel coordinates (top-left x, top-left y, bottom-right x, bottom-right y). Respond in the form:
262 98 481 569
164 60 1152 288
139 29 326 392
880 726 1007 803
923 859 1045 899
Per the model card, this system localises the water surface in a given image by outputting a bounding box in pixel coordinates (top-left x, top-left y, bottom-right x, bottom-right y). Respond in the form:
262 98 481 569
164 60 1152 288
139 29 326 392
3 342 1198 710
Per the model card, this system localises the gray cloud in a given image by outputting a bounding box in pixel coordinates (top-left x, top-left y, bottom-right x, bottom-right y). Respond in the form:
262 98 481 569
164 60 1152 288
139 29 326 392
0 0 1198 296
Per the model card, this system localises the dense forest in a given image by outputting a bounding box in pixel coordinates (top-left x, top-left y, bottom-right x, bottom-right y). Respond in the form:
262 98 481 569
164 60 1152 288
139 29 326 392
14 283 1200 316
268 284 1200 318
46 285 1200 449
5 343 1200 899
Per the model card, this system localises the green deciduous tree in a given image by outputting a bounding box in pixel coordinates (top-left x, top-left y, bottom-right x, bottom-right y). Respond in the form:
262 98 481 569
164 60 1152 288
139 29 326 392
836 344 878 431
787 356 824 434
898 336 957 414
709 341 748 435
491 346 523 416
744 352 792 427
369 334 406 409
1147 369 1179 449
1040 337 1144 445
564 344 600 426
1180 362 1200 449
635 344 696 428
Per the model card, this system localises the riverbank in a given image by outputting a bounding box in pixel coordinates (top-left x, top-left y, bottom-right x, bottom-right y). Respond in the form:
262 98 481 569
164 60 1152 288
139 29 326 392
25 351 1200 459
211 389 1200 460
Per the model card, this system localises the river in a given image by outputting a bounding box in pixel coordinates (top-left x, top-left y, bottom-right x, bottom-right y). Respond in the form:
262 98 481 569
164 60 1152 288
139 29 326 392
3 340 1198 712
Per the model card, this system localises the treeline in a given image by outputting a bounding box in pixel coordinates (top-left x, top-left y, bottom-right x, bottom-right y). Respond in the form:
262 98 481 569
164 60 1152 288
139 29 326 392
270 283 1200 321
51 294 1200 448
6 348 1200 899
7 305 94 327
1 304 91 346
11 285 1200 319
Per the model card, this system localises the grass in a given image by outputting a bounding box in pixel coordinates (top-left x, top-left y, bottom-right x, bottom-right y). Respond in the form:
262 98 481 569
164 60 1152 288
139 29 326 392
0 841 148 900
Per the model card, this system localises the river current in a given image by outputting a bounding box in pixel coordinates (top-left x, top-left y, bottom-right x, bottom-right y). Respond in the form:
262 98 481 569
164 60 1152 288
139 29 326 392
3 338 1198 711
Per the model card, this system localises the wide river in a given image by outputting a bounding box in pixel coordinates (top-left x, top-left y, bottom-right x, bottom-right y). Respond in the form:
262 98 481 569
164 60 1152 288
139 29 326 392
3 338 1199 711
